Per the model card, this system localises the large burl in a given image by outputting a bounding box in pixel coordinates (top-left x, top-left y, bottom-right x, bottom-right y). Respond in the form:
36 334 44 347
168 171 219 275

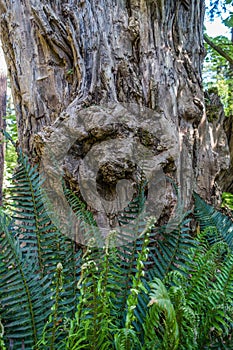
35 101 229 246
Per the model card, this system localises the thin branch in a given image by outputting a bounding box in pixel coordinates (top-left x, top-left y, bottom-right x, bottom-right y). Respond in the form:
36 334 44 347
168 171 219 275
204 34 233 67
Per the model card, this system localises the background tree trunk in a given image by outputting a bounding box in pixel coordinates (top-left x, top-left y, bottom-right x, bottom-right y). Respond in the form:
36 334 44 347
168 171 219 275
0 1 230 229
0 42 7 206
218 114 233 193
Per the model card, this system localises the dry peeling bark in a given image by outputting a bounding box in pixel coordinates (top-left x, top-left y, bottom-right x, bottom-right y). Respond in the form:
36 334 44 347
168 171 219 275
0 0 230 230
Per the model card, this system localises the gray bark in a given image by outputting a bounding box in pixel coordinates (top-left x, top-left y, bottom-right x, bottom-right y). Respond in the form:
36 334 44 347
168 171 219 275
218 114 233 193
0 0 230 234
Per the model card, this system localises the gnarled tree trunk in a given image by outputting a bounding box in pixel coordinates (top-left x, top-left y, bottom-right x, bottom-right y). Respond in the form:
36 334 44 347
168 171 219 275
0 0 230 241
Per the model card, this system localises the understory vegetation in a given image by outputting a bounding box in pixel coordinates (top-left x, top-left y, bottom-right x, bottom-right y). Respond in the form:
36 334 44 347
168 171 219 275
0 150 233 350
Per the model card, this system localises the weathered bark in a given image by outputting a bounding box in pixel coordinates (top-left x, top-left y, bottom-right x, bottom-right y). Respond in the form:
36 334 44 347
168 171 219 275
0 1 207 147
218 114 233 193
0 1 230 238
203 89 231 198
0 42 7 206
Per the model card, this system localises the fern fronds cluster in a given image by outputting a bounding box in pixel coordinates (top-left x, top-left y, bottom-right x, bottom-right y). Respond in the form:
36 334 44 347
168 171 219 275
194 192 233 249
0 153 82 349
1 153 233 349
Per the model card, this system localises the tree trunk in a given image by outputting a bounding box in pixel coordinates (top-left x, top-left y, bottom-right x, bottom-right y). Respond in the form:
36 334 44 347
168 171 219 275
218 114 233 193
0 42 7 206
0 1 230 242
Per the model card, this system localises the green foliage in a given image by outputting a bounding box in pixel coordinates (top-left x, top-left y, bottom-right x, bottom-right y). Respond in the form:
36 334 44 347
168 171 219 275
0 155 233 349
194 192 233 249
143 278 179 350
204 0 233 116
0 153 82 349
206 0 233 20
143 237 233 349
2 113 17 193
223 12 233 27
222 191 233 211
203 35 233 116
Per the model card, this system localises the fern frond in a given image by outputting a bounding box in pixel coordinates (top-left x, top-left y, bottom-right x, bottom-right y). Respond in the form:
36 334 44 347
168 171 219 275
0 212 53 349
1 153 84 348
169 233 233 348
114 328 141 350
194 192 233 249
63 187 104 246
148 215 196 281
143 278 179 350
